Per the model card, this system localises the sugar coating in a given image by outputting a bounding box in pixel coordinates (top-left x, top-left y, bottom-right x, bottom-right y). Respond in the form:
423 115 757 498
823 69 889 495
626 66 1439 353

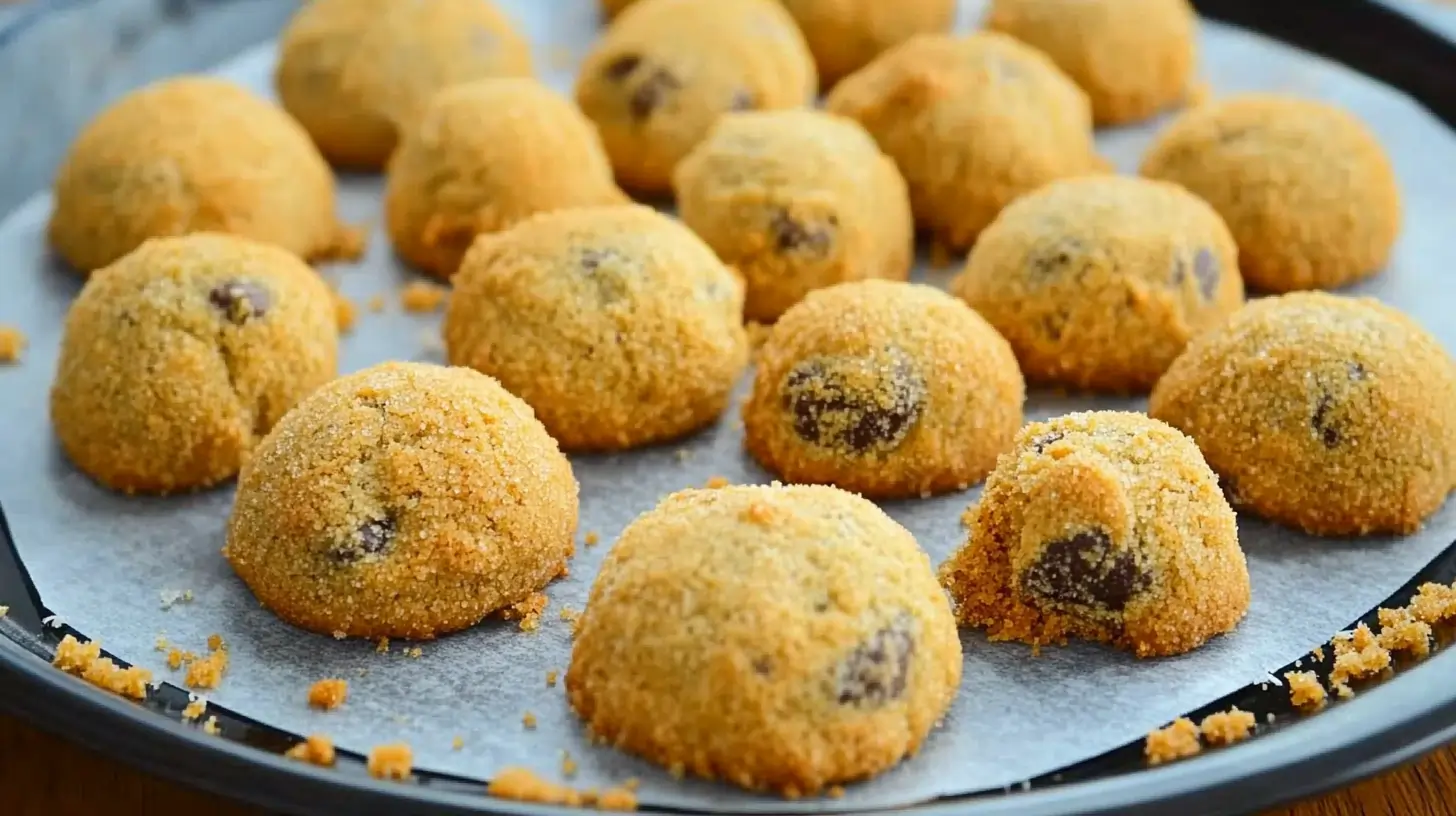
674 110 913 322
826 33 1104 251
576 0 817 195
445 206 749 451
940 412 1250 657
48 77 355 273
568 484 961 797
385 78 627 279
744 281 1025 499
50 233 339 495
224 362 579 639
1140 94 1401 292
952 176 1243 392
1144 718 1199 765
1149 292 1456 537
985 0 1197 125
274 0 532 170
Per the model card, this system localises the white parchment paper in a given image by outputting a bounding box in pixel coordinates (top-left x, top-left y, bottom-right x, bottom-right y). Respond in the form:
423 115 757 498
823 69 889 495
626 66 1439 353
2 1 1456 810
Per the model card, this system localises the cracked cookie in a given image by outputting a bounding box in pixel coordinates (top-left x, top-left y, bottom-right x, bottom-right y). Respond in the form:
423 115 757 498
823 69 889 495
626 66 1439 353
985 0 1198 125
951 175 1243 393
575 0 816 195
50 233 338 494
224 362 579 639
384 78 627 279
1140 94 1401 292
444 205 749 452
275 0 532 170
826 32 1105 252
939 411 1250 657
1149 293 1456 536
673 109 913 322
744 280 1025 498
567 484 960 796
48 77 357 273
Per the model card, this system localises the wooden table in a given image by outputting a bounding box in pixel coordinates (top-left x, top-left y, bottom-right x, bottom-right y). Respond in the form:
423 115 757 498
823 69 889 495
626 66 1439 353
1 714 1452 815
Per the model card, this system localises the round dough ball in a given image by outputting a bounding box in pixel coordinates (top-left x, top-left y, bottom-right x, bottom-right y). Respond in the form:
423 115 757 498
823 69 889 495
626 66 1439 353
827 33 1104 251
951 175 1243 392
50 233 339 494
225 362 579 639
568 484 961 796
939 411 1250 657
673 110 913 323
48 77 355 273
1140 94 1401 292
985 0 1197 125
1149 293 1456 536
781 0 958 88
744 280 1025 498
444 205 749 451
385 78 627 280
274 0 533 170
575 0 817 195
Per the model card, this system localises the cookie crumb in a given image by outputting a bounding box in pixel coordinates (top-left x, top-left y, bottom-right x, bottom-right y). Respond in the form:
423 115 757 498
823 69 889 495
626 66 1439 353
375 636 390 654
674 449 693 463
1144 718 1200 765
523 711 538 730
153 634 167 651
207 634 223 652
201 716 221 736
333 291 357 332
584 531 600 547
452 735 465 751
597 787 639 811
308 678 349 710
0 325 27 364
0 606 10 618
159 589 194 610
1285 671 1327 710
401 280 448 313
367 294 386 313
1377 607 1432 657
182 697 207 721
286 734 337 767
559 606 582 633
406 646 423 659
1409 582 1456 624
1199 707 1255 746
501 592 549 632
1311 645 1325 661
622 778 640 791
1330 623 1390 686
1334 681 1355 699
704 475 731 489
742 501 775 526
52 635 153 701
367 743 413 781
488 767 584 807
185 643 229 690
546 669 559 687
561 750 578 778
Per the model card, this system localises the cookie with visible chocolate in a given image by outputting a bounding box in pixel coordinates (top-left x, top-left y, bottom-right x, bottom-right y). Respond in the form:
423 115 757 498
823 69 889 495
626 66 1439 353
575 0 816 195
50 233 338 494
744 280 1025 499
940 411 1250 657
951 175 1243 392
224 362 579 639
1149 292 1456 536
567 484 961 797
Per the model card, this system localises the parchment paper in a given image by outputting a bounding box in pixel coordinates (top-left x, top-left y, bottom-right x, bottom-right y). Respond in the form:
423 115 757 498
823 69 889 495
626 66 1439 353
2 1 1456 810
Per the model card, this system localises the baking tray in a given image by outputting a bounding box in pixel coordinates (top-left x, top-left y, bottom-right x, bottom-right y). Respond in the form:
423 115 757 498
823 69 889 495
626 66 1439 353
3 0 1456 814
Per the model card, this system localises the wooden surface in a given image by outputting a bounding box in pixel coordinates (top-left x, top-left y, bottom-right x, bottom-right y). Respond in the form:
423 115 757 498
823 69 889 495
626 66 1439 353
0 714 1452 815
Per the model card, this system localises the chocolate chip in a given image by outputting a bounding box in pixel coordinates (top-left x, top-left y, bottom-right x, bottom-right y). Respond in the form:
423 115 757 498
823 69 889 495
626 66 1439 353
1030 431 1064 453
603 53 641 81
628 67 681 120
208 280 270 325
770 210 834 256
578 247 630 302
1348 361 1368 381
752 656 773 677
1311 393 1340 448
330 516 395 564
1042 310 1069 341
1027 237 1085 280
1193 248 1219 299
836 617 915 707
782 350 926 454
1021 530 1149 613
729 89 756 111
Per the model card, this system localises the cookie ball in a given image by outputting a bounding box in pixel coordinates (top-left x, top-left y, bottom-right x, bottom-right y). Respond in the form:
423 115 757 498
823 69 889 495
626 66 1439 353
951 176 1242 392
275 0 532 170
568 484 961 797
782 0 958 88
444 206 749 451
575 0 817 195
939 412 1250 657
673 110 913 323
1149 293 1456 536
50 233 338 494
225 362 579 639
385 78 627 280
48 77 355 273
827 33 1104 251
985 0 1197 125
1140 95 1401 292
744 281 1025 499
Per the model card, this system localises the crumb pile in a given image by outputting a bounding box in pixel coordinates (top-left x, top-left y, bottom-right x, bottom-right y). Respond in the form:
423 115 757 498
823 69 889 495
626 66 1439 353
488 766 639 811
367 743 413 781
1144 706 1256 765
52 635 152 701
308 678 349 710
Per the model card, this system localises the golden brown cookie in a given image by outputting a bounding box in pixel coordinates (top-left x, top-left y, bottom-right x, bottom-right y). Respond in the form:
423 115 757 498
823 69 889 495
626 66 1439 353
782 0 958 88
444 205 749 451
984 0 1198 125
1140 94 1401 292
48 77 356 273
951 175 1243 392
575 0 816 195
274 0 533 170
744 280 1025 498
826 33 1104 251
939 411 1250 657
224 362 579 639
673 109 913 323
50 233 338 494
568 484 961 797
384 78 627 280
1149 293 1456 536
